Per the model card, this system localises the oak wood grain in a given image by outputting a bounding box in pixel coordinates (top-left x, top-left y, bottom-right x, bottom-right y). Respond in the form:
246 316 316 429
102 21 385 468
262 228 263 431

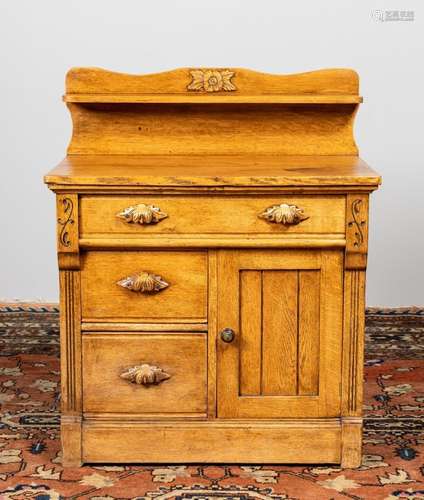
240 271 262 396
298 271 320 395
262 271 298 395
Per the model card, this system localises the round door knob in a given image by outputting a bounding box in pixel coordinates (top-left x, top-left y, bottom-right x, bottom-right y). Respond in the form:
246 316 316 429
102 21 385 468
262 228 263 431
220 328 235 343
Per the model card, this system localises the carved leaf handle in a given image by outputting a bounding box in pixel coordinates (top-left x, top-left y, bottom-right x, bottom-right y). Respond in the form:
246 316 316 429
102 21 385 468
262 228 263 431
116 203 168 225
258 203 309 225
117 271 169 293
120 363 171 386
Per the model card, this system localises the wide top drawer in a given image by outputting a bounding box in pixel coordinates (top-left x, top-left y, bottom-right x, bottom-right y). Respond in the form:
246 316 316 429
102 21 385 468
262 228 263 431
80 195 345 237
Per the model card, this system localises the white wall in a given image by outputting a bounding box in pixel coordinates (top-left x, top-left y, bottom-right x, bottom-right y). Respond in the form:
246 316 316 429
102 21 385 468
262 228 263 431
1 0 423 306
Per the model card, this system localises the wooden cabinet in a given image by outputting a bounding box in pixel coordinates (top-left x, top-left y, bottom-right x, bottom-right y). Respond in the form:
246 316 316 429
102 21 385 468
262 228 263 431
45 67 380 467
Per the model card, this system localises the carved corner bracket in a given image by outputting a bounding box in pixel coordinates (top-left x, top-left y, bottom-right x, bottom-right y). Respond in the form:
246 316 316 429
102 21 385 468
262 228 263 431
346 195 369 269
120 364 171 386
56 194 79 269
348 199 366 248
58 197 75 247
187 69 236 92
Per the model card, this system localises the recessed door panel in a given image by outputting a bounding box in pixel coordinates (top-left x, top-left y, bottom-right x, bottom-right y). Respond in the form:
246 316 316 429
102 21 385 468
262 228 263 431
217 249 343 418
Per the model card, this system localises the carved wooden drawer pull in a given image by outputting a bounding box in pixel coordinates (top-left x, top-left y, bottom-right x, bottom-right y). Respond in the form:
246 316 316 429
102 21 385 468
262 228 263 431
120 363 171 386
117 271 169 293
258 203 309 225
116 203 168 225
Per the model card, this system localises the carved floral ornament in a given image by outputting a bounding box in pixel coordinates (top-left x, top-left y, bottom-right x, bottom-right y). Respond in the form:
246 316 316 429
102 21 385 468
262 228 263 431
116 204 168 225
258 203 309 225
120 363 171 386
117 271 169 293
187 69 236 92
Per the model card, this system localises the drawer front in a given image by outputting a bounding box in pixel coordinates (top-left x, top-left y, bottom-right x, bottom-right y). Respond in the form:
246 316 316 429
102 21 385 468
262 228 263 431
81 251 207 322
82 333 207 415
80 195 345 236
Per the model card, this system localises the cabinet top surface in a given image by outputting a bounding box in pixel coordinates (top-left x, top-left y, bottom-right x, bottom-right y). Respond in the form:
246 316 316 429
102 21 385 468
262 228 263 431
45 155 380 190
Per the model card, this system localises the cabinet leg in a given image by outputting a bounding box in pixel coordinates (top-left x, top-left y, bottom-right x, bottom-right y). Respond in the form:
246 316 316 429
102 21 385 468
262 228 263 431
61 416 82 467
341 418 362 468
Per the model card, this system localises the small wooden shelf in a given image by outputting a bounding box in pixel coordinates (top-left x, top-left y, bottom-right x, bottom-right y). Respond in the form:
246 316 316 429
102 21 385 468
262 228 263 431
64 93 362 104
64 67 362 155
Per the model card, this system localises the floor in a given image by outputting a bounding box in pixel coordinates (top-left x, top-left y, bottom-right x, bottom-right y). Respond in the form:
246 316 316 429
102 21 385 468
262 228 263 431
0 304 423 500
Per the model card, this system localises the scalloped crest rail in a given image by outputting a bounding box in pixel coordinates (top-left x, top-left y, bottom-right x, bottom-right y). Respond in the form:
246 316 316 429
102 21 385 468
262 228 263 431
65 67 360 97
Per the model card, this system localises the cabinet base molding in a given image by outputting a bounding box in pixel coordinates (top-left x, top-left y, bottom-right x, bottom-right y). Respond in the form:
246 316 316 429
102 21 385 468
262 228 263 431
82 420 341 464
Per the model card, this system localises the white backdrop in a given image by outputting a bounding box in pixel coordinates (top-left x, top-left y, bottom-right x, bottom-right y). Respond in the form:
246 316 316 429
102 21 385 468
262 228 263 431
1 0 423 306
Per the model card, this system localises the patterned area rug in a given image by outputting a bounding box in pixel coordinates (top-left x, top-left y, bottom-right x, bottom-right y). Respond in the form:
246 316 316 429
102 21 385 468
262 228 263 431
0 304 423 500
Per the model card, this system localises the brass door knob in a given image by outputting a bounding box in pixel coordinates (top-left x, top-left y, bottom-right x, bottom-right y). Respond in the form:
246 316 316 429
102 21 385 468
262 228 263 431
220 328 235 343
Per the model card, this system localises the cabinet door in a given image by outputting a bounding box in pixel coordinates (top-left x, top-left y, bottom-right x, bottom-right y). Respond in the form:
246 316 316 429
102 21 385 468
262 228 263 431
217 249 343 418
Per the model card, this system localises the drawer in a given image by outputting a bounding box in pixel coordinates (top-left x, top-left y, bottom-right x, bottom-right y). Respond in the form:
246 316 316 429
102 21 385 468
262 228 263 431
80 195 345 236
81 251 207 322
82 333 207 415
